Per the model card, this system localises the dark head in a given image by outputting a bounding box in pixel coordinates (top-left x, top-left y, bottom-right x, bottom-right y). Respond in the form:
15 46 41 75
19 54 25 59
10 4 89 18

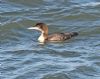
28 23 48 43
28 23 48 34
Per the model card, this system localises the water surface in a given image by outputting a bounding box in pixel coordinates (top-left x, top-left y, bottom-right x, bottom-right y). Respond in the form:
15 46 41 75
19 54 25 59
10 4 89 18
0 0 100 79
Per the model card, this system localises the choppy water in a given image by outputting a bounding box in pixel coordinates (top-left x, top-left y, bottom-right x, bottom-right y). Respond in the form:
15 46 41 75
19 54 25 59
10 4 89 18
0 0 100 79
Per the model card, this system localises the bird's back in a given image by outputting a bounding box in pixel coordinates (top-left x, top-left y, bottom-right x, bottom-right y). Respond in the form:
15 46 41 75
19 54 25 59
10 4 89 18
47 32 78 41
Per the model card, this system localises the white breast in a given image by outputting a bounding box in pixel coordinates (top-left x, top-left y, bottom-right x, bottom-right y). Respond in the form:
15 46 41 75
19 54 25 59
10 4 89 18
38 33 45 43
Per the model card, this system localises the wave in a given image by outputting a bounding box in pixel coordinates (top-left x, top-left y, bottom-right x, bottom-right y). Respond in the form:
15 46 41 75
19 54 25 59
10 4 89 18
74 2 100 7
81 2 100 6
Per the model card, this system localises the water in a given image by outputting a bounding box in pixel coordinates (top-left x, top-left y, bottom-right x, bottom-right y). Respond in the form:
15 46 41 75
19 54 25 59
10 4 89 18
0 0 100 79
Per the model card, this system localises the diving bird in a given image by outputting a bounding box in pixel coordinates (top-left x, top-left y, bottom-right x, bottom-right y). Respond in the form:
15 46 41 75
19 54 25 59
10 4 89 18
28 23 78 43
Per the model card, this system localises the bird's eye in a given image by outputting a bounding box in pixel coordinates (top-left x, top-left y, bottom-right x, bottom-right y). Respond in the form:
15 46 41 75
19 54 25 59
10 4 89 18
39 25 43 29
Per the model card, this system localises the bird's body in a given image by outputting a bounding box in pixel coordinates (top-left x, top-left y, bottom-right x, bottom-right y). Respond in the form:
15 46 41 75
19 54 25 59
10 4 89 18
47 32 77 41
28 23 78 43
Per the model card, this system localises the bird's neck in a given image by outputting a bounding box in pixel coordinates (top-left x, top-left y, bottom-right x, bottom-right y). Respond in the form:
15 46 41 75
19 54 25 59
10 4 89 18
38 31 48 43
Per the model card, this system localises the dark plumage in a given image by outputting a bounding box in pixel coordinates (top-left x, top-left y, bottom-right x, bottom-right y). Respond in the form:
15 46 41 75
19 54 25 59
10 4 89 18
47 32 78 41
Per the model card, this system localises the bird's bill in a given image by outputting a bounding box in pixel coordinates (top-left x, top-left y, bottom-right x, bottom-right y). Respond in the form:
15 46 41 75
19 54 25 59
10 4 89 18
27 27 39 30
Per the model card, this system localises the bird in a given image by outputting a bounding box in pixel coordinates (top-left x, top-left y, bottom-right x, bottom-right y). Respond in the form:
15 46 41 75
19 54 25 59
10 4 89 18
28 23 78 43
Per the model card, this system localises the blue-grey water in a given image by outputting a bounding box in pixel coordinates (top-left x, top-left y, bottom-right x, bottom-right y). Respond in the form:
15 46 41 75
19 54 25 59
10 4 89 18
0 0 100 79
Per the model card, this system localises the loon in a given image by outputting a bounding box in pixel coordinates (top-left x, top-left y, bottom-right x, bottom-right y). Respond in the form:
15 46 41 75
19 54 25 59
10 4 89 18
28 23 78 43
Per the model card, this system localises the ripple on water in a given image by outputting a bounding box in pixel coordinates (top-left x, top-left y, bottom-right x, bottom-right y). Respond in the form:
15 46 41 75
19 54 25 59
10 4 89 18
0 0 100 79
41 73 70 79
68 65 100 79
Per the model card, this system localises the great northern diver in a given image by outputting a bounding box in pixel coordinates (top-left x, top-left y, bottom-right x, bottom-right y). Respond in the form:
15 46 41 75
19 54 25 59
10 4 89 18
28 23 78 43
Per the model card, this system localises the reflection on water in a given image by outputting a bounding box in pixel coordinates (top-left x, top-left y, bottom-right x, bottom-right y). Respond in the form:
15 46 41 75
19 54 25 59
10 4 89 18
0 0 100 79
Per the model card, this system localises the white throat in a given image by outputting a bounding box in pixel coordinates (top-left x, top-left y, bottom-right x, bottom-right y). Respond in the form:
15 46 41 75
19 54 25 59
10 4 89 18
27 27 46 43
38 32 45 43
